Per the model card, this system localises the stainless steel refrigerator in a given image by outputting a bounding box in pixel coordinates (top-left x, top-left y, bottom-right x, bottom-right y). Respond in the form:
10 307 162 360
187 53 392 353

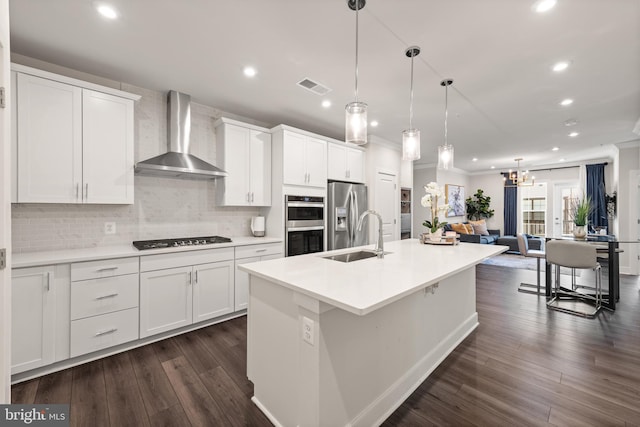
327 181 369 250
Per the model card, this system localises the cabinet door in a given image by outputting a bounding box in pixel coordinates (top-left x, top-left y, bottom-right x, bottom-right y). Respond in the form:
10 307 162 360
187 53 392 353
11 266 56 374
346 148 365 183
139 266 193 338
327 144 347 181
193 260 234 323
83 89 134 204
221 124 251 205
283 131 307 186
16 73 82 203
249 130 271 206
305 136 327 187
234 256 260 311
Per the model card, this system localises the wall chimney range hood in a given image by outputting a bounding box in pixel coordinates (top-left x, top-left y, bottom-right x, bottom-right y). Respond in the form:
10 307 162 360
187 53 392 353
134 91 228 179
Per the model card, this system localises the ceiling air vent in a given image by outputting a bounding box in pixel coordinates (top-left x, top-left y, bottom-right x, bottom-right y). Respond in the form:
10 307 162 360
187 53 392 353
297 78 332 96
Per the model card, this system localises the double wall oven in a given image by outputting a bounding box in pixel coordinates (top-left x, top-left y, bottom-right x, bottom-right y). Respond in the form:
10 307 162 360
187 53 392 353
285 195 324 257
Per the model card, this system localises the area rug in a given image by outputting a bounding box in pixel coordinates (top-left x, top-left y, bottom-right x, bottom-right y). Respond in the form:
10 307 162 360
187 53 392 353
481 253 578 276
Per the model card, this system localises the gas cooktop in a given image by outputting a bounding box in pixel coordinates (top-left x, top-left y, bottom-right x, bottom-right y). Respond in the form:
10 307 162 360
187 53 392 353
132 236 232 250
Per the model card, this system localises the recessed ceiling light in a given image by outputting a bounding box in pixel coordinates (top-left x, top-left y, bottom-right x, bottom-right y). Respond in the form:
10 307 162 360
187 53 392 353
568 131 580 137
321 100 331 108
564 118 579 127
243 66 257 77
552 61 570 72
96 3 118 19
560 98 574 106
490 166 495 169
559 158 566 162
533 0 557 13
472 158 478 162
552 147 559 151
370 120 379 127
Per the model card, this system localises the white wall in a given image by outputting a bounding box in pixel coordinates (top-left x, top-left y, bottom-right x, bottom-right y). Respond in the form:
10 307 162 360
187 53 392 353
0 0 11 403
10 58 269 252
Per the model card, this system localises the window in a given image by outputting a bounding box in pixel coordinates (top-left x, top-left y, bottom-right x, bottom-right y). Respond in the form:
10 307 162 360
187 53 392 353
520 183 547 237
561 187 580 235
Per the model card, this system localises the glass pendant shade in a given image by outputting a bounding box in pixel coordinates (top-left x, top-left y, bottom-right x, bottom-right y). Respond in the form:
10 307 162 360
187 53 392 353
345 101 368 145
402 129 420 161
438 144 454 169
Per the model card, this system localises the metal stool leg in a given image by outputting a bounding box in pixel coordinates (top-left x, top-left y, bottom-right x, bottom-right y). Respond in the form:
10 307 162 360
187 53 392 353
518 257 543 295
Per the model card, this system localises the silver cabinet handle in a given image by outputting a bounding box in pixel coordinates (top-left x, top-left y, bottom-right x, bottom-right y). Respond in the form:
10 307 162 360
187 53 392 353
96 266 118 272
256 249 267 253
45 272 51 291
76 183 79 201
247 192 250 202
95 328 118 337
85 183 89 200
95 293 119 300
194 270 198 284
188 271 192 285
251 192 254 202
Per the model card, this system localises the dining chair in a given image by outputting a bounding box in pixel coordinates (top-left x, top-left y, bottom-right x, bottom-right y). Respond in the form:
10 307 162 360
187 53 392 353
517 233 545 295
546 240 602 318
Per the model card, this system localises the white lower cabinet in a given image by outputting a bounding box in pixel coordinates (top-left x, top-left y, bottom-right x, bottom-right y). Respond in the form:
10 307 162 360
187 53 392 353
69 257 140 358
139 248 235 338
234 243 283 311
11 265 70 374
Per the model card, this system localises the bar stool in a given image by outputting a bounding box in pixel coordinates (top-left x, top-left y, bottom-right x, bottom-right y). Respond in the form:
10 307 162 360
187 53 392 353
517 233 545 295
546 240 602 318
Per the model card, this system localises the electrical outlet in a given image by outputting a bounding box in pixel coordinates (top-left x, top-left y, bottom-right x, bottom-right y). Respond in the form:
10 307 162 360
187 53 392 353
302 316 314 346
104 222 116 235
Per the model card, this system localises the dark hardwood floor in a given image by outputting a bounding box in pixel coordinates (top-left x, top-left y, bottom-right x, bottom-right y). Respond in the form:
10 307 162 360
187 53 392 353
12 265 640 426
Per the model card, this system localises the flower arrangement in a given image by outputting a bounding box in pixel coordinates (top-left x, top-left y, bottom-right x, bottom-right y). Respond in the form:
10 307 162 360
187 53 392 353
421 182 449 233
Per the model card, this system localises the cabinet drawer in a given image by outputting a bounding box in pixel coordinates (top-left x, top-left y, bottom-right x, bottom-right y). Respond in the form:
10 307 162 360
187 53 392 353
70 308 139 357
140 247 234 272
71 257 139 281
235 243 283 260
71 273 139 320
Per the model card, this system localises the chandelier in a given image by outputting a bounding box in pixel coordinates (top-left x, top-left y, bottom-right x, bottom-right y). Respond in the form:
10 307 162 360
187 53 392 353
504 158 535 187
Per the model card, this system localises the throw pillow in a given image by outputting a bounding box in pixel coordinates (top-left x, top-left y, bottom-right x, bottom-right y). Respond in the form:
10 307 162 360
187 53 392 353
451 223 473 235
469 219 489 236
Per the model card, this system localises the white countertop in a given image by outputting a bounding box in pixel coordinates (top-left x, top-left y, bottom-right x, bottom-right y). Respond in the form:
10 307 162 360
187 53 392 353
12 236 283 268
239 239 507 316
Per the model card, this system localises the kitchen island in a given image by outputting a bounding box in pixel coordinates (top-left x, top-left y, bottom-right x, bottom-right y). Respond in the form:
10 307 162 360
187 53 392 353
239 239 506 427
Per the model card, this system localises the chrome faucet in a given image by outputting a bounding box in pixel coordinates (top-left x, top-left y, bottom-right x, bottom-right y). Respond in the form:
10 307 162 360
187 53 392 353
357 209 384 258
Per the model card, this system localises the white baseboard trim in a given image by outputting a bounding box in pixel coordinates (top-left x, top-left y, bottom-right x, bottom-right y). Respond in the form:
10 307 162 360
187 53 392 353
350 312 479 427
251 396 284 427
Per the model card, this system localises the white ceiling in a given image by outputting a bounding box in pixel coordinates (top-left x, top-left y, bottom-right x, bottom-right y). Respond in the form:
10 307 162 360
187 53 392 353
8 0 640 172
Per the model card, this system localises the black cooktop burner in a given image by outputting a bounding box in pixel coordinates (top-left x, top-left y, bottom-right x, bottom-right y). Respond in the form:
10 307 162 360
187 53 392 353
132 236 232 250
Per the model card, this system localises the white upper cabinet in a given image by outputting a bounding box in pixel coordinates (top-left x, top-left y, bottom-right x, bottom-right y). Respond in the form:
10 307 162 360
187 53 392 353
282 130 327 188
12 64 139 204
327 142 365 183
215 118 272 206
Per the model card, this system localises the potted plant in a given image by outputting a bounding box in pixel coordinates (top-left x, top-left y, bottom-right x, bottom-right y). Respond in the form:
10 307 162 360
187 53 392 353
421 182 449 242
571 195 592 240
465 189 494 221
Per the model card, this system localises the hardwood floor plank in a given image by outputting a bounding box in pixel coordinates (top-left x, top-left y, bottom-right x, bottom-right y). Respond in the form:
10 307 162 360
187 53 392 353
199 365 271 427
129 343 180 417
148 403 191 427
34 369 72 404
161 355 230 426
381 403 437 427
70 360 110 427
151 336 183 363
174 331 221 374
11 378 39 404
102 352 151 427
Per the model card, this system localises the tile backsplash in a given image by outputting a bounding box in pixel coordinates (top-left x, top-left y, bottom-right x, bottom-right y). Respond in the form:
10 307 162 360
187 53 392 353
11 81 268 253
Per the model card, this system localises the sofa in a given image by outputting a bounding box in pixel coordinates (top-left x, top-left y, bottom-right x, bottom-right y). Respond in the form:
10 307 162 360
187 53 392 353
443 223 500 245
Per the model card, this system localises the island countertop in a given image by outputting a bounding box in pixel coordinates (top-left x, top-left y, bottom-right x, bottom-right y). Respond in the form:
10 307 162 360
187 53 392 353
239 239 507 316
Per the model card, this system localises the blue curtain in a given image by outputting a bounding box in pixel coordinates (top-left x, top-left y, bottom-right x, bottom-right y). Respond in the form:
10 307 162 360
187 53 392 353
503 173 517 236
586 163 607 229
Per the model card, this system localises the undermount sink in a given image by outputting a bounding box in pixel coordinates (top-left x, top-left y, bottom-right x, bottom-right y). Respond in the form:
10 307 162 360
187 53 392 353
322 250 391 263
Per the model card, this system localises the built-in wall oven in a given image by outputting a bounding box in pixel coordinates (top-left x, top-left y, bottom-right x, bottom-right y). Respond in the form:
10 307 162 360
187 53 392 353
285 195 324 257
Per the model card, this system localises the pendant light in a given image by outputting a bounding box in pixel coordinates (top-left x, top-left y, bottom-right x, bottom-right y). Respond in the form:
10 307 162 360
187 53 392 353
345 0 367 145
438 79 454 169
402 46 421 161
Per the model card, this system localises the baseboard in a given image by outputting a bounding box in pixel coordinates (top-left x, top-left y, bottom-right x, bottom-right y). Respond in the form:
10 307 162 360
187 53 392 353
349 312 479 427
251 396 284 427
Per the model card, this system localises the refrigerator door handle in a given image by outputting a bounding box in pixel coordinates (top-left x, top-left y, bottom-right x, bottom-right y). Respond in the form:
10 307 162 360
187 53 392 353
351 190 359 244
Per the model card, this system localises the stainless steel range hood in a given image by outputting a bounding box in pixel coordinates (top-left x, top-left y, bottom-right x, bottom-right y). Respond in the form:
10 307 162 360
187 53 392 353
134 91 227 179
